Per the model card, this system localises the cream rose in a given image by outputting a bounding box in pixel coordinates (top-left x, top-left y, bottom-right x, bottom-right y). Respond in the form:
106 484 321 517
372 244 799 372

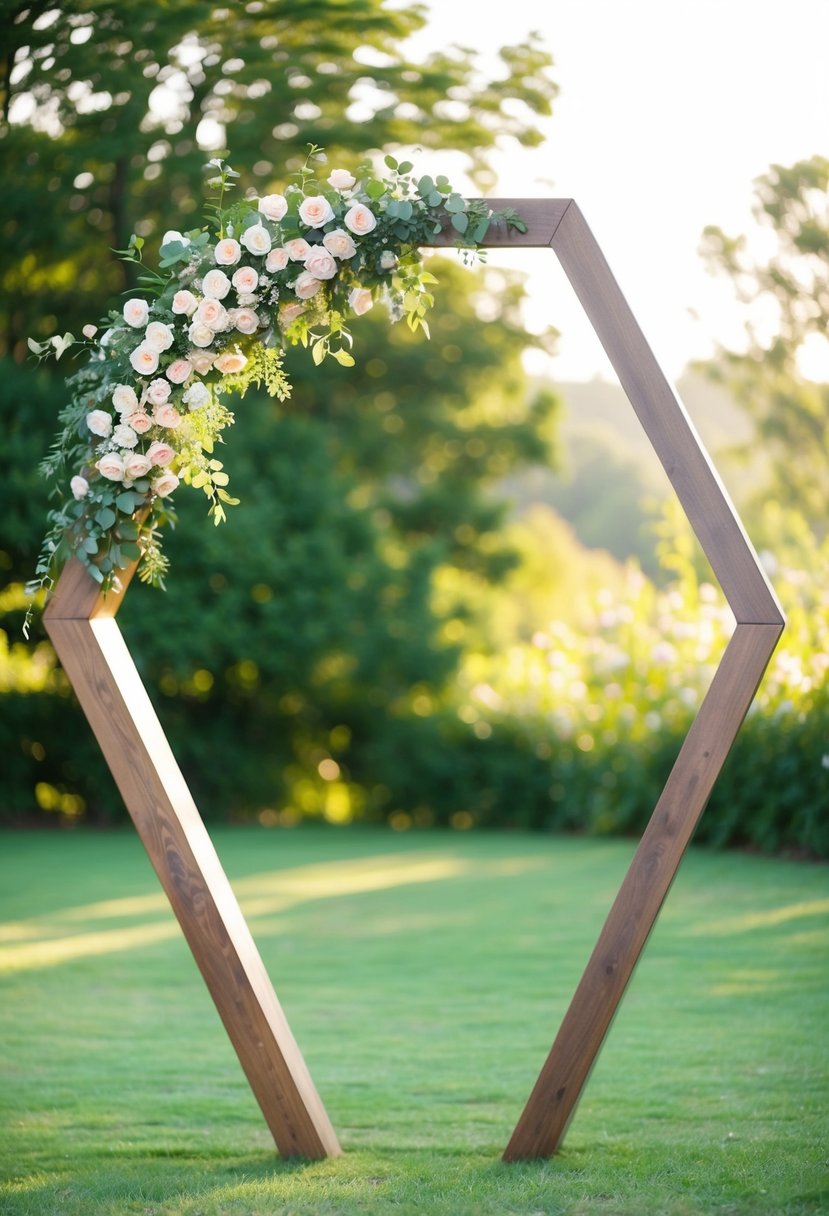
285 238 312 262
172 289 199 316
231 265 259 294
323 229 357 259
230 307 260 335
183 380 210 410
145 378 171 406
123 452 152 479
130 411 153 434
70 475 89 500
349 287 374 316
240 223 272 256
195 297 229 330
112 423 139 449
112 385 138 414
97 452 126 481
187 349 216 375
280 302 306 325
214 238 242 266
153 403 181 428
153 472 180 497
344 203 377 236
201 268 231 300
86 410 112 438
265 247 290 272
144 321 174 352
259 193 288 221
129 343 160 376
123 298 149 328
147 440 175 467
165 358 192 384
214 350 248 374
187 320 215 348
293 271 321 300
303 248 337 280
327 169 356 191
298 195 335 228
380 249 397 270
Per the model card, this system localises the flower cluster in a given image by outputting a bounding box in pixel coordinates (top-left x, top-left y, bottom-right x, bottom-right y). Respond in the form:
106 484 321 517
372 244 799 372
26 150 525 628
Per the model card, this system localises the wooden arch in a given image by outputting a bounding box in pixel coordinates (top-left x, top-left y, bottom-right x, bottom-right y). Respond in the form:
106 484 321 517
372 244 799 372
43 199 784 1161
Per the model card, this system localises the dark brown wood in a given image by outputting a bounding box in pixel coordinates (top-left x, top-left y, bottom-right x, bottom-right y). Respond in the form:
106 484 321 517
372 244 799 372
44 563 341 1160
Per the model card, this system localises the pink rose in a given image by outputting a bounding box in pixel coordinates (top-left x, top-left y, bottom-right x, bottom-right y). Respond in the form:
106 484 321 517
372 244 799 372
304 249 337 280
130 412 153 434
265 247 290 273
240 223 272 256
147 440 175 467
144 321 174 352
344 203 377 236
349 287 374 316
172 290 198 316
230 307 260 335
123 452 152 479
153 403 181 428
327 169 356 191
153 472 180 497
259 193 288 221
323 229 357 259
214 238 241 266
129 343 159 376
145 378 171 406
280 302 305 326
231 265 259 294
70 475 89 500
195 297 228 329
86 410 112 438
285 238 312 262
214 351 248 374
187 349 216 375
202 268 231 300
96 452 126 481
298 195 335 228
123 298 149 328
294 271 321 300
165 358 192 384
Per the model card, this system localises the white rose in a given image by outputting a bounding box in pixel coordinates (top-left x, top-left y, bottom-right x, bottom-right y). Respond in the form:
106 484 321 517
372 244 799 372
183 380 211 410
123 452 152 479
285 238 312 262
327 169 356 191
240 223 272 256
214 238 242 266
202 268 231 300
96 452 126 481
188 320 215 348
144 320 174 352
70 475 89 500
231 307 260 335
129 343 159 376
323 229 357 259
187 348 216 375
380 249 397 270
344 203 377 236
123 298 149 328
304 249 338 280
231 265 259 294
349 287 374 316
294 271 321 300
165 359 192 385
172 290 198 316
259 193 288 221
153 472 180 497
112 423 138 448
298 195 335 228
265 247 290 272
86 410 112 438
112 384 138 414
195 297 229 330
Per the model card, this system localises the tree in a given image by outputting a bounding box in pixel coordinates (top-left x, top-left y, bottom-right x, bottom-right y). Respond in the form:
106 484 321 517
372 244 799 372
701 156 829 535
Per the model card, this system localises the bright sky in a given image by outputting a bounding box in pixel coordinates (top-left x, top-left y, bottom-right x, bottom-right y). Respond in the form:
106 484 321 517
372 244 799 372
405 0 829 382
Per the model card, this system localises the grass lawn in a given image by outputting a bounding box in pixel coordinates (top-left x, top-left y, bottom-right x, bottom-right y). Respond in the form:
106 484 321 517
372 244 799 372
0 825 827 1216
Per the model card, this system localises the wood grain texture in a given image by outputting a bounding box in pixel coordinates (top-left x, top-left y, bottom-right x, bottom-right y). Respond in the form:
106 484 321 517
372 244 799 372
44 561 340 1160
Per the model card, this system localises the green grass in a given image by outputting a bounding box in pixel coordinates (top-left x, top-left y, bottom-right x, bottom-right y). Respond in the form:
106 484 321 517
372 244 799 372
0 826 827 1216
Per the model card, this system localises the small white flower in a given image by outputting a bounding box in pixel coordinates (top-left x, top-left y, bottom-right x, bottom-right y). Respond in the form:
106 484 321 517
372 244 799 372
82 324 98 339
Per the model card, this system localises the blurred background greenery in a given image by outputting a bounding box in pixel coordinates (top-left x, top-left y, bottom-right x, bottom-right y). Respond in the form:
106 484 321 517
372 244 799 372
1 1 826 855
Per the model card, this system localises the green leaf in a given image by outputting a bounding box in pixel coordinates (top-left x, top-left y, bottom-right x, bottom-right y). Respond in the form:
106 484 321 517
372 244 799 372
312 342 326 365
451 212 469 234
398 200 413 221
417 176 435 196
398 160 413 174
217 489 240 504
212 471 230 486
96 507 117 529
427 191 442 208
116 492 138 513
365 179 385 200
444 193 466 214
384 154 398 170
332 349 355 367
120 543 142 562
82 537 99 554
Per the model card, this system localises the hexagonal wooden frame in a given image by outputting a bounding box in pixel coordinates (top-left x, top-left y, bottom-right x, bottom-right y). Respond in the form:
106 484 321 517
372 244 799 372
43 199 784 1161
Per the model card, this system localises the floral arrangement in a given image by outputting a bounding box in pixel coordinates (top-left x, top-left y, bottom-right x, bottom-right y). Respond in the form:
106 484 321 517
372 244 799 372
25 148 525 631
